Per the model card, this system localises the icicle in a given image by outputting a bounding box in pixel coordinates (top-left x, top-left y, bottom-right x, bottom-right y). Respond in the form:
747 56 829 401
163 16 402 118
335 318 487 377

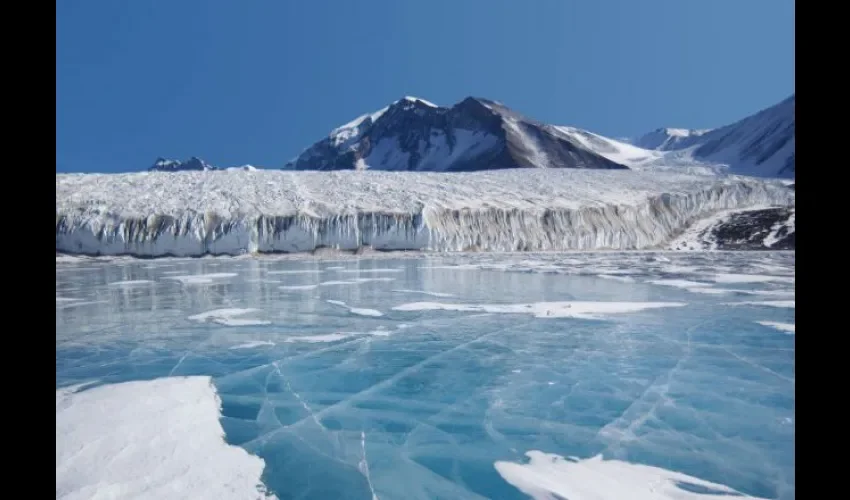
56 179 793 257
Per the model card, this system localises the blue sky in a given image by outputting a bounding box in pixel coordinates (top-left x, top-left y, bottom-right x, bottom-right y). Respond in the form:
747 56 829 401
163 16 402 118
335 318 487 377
56 0 795 173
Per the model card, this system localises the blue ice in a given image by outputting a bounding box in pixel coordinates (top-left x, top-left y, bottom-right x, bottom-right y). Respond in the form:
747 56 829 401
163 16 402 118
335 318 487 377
56 252 795 499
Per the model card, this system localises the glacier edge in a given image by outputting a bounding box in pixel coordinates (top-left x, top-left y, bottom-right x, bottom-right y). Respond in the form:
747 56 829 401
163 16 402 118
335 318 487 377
56 172 793 257
56 188 794 257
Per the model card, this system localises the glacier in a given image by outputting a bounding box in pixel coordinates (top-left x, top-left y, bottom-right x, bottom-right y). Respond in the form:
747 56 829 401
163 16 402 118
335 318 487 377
56 251 795 499
56 169 794 257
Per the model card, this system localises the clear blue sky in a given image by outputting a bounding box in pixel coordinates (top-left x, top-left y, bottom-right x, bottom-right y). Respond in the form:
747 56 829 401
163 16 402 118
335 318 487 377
56 0 795 173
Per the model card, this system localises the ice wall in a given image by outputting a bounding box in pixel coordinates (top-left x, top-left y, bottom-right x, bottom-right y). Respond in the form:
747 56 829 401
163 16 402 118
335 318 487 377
56 170 794 257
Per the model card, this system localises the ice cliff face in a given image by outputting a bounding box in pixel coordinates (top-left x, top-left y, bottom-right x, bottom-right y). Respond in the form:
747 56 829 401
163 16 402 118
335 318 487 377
669 207 795 251
56 170 794 257
285 97 629 172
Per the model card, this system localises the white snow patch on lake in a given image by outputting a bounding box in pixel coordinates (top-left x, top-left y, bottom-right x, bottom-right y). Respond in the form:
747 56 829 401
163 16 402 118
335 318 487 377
392 289 455 297
729 301 795 309
230 341 276 349
392 301 686 319
713 274 794 284
108 280 154 286
337 268 403 274
756 321 795 334
266 270 322 275
56 377 275 500
494 450 768 500
188 308 271 326
165 273 239 285
279 285 319 291
285 333 356 343
326 300 383 317
647 279 712 289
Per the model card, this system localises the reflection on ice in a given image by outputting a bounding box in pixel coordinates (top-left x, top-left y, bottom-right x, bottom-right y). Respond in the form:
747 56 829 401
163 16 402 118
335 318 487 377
56 251 795 500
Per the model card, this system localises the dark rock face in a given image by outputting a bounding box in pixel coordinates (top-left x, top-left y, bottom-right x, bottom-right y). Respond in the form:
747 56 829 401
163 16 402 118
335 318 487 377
709 208 795 250
149 157 217 172
286 97 630 172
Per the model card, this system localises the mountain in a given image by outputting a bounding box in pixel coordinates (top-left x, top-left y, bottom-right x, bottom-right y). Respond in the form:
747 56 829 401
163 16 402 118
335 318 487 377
149 157 217 172
632 128 712 151
632 95 795 177
285 96 629 172
287 94 795 178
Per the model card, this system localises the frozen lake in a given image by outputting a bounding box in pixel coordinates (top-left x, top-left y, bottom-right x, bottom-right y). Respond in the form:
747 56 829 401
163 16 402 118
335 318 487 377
56 252 794 500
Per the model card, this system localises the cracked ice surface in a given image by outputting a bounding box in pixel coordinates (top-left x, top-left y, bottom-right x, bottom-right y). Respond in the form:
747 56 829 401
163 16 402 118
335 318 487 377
56 251 794 499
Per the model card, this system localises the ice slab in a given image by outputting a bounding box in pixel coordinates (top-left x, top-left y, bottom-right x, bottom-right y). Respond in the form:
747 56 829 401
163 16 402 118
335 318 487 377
108 279 154 286
392 301 686 319
647 279 712 289
494 451 769 500
188 308 270 326
757 321 795 334
713 273 794 284
326 300 384 317
56 377 275 500
392 289 455 297
231 341 276 349
266 270 322 275
730 301 796 309
166 273 239 284
284 332 356 343
278 284 318 291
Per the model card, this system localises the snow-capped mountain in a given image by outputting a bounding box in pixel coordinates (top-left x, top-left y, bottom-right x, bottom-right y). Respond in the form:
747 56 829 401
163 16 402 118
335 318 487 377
633 95 795 177
632 128 712 151
149 157 217 172
285 96 629 172
287 94 795 178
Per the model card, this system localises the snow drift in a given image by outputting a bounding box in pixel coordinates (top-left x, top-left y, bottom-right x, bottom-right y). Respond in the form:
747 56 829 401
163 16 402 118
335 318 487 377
56 169 794 257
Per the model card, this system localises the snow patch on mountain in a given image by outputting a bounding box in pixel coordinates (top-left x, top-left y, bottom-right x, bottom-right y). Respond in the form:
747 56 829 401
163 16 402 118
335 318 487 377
632 128 713 151
633 95 795 178
286 96 629 172
285 94 794 178
553 126 663 168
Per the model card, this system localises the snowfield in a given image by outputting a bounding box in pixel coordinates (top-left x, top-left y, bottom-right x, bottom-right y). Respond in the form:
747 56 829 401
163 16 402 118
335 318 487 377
56 169 794 257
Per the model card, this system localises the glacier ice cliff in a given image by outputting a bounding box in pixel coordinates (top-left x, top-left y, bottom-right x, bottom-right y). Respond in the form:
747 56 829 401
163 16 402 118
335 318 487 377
56 170 794 257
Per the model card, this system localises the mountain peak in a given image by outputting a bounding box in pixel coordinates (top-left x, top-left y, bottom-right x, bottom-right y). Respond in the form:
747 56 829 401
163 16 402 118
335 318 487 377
285 93 794 178
632 95 794 177
398 96 438 108
286 96 629 172
149 157 217 172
